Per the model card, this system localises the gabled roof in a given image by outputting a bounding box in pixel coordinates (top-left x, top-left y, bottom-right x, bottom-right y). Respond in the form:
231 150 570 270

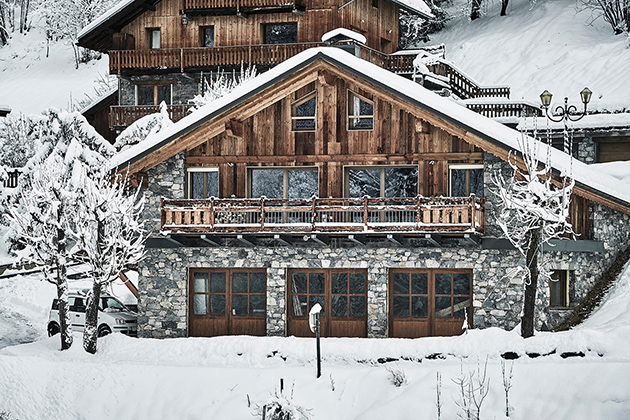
78 0 433 52
109 47 630 215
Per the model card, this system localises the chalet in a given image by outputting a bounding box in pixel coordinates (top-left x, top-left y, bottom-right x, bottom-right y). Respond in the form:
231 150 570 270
109 47 630 339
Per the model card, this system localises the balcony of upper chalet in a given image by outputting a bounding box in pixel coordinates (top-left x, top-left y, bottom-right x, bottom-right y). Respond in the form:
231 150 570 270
182 0 305 16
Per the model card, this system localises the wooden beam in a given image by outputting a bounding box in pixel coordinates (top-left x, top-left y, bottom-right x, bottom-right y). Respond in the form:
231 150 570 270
237 234 257 246
274 234 293 245
318 70 336 87
310 234 330 245
225 119 243 138
201 234 222 246
424 233 441 247
464 233 481 246
348 234 366 246
387 234 405 246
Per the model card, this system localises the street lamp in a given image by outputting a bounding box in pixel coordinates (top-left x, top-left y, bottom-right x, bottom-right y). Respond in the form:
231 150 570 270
539 87 592 123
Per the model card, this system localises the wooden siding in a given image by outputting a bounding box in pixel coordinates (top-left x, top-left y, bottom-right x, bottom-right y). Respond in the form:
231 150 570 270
118 0 398 52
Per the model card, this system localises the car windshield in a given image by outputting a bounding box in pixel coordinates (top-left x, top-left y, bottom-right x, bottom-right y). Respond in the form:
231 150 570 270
99 297 127 312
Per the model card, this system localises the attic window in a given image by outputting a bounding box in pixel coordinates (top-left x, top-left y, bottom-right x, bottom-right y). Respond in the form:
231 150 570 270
347 91 373 130
550 270 571 308
291 92 316 132
187 167 219 198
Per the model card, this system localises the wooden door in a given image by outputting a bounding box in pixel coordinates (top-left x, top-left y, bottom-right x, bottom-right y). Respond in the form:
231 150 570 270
287 269 367 338
189 268 266 337
389 269 472 338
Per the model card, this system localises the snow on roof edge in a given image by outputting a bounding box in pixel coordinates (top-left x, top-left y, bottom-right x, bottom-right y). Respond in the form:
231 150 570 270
108 46 630 211
321 28 367 45
78 0 136 40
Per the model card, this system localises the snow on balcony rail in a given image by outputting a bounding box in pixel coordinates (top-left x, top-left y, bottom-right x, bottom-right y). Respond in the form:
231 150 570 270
160 196 485 235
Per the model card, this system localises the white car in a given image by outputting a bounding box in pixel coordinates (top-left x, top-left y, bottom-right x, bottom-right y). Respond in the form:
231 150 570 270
47 290 138 338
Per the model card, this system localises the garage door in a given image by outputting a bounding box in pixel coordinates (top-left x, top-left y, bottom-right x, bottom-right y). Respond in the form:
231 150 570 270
189 268 266 337
287 269 367 338
389 269 472 338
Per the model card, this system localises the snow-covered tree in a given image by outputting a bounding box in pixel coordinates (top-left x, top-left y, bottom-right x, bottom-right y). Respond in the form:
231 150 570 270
399 4 450 47
491 134 574 338
0 113 42 168
582 0 630 35
113 101 173 152
71 169 145 354
191 64 257 110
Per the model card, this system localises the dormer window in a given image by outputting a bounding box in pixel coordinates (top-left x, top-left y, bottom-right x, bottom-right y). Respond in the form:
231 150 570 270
291 92 316 132
264 23 297 44
148 28 161 49
348 91 374 130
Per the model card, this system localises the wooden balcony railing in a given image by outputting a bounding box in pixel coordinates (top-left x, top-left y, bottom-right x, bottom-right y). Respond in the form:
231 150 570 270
109 43 326 74
464 102 542 118
183 0 302 9
425 61 510 100
161 196 485 235
110 104 193 129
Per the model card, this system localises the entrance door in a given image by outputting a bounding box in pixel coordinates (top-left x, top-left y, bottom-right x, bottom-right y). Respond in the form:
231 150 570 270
287 269 367 338
189 268 266 337
389 269 472 338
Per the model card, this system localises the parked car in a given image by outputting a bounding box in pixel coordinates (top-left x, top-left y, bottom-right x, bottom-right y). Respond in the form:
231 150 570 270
48 290 137 338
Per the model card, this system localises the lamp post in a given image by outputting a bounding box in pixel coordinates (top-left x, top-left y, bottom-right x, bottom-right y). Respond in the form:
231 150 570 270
539 87 592 154
309 303 322 378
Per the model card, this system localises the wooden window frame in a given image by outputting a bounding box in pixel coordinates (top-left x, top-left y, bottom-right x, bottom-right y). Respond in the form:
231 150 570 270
147 28 161 49
135 84 172 106
247 166 319 199
549 270 570 308
343 165 419 198
199 26 215 47
347 90 374 131
448 164 484 197
291 91 317 132
187 167 219 198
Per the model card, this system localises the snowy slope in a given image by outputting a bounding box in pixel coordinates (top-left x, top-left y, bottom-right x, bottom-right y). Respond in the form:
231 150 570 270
421 0 630 112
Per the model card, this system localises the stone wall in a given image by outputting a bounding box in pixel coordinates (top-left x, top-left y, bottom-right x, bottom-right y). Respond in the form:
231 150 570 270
119 74 201 106
141 152 185 235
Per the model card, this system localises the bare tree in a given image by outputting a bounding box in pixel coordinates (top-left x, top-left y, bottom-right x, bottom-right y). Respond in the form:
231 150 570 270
501 359 514 416
582 0 630 34
491 134 574 338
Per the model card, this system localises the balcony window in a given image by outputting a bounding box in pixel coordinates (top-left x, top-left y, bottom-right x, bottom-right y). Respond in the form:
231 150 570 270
449 164 483 197
148 28 161 49
136 85 172 106
249 167 318 199
200 26 214 47
550 270 571 308
346 166 418 198
291 92 316 132
187 168 219 199
348 91 374 130
264 23 297 44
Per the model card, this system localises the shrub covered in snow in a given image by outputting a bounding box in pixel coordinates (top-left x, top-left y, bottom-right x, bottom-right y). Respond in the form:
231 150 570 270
114 102 173 152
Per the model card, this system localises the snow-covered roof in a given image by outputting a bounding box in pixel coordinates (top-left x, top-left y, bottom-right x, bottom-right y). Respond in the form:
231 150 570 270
78 87 118 115
78 0 135 40
391 0 433 18
517 114 630 132
109 46 630 212
321 28 367 45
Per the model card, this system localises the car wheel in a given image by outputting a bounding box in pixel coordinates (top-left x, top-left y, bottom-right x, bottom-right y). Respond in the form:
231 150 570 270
97 324 112 338
47 322 60 337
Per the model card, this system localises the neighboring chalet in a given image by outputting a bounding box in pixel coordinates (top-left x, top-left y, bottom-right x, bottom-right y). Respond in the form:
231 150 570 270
109 48 630 339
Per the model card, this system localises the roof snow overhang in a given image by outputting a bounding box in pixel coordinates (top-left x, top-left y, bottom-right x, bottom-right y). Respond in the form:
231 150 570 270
108 47 630 215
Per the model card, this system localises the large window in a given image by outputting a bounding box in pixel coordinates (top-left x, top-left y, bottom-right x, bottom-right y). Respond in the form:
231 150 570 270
346 166 418 198
263 23 297 44
291 92 316 132
249 167 318 199
550 270 570 308
187 167 219 199
347 91 374 130
449 164 483 197
200 26 214 47
137 85 171 106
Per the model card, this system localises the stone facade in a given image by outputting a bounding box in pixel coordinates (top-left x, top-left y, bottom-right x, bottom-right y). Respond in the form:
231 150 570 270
119 74 201 106
136 151 630 338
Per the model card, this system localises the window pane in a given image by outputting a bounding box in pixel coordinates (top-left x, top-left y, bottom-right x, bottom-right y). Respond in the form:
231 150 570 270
203 27 214 47
287 169 318 199
291 295 307 316
435 273 452 295
251 169 283 199
232 295 248 316
296 96 315 117
470 169 484 198
206 171 219 198
331 273 347 294
191 172 204 199
232 272 248 293
411 296 428 318
453 296 470 319
151 30 160 49
211 272 226 293
294 118 315 131
392 296 409 317
157 85 171 105
349 94 374 130
193 295 208 315
309 295 325 316
292 273 307 294
250 272 265 294
393 273 409 294
435 296 451 318
210 294 225 315
249 294 265 316
331 295 348 317
349 169 380 198
264 23 297 44
451 169 467 197
349 272 366 294
309 273 325 294
349 296 366 317
138 86 154 105
453 273 470 295
411 273 428 294
385 167 418 198
193 272 208 293
550 272 564 307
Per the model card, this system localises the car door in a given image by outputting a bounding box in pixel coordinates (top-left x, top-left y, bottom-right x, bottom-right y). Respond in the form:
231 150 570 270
69 297 87 332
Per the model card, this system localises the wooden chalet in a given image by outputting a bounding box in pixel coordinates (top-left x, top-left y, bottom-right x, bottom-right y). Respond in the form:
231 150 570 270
109 47 630 340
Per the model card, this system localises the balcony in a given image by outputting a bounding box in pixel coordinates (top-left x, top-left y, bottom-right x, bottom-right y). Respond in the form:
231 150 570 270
110 104 193 129
160 196 485 236
183 0 305 14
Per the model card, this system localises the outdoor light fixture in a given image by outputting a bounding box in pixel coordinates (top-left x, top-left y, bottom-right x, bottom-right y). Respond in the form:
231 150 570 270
539 87 592 124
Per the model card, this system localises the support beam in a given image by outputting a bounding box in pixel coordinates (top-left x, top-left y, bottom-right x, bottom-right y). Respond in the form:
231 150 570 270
201 234 222 246
424 234 442 247
310 234 330 246
463 233 481 246
274 234 293 246
387 234 405 246
237 234 257 246
225 119 243 138
165 235 185 247
236 11 248 19
292 7 304 16
348 234 366 246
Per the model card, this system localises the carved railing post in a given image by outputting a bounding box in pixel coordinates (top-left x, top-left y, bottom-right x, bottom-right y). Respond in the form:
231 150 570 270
470 194 476 232
260 196 265 231
363 195 369 230
209 197 215 231
311 196 317 231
